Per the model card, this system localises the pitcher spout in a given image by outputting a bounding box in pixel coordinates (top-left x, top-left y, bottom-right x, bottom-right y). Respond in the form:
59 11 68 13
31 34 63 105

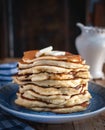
76 23 94 32
76 23 85 31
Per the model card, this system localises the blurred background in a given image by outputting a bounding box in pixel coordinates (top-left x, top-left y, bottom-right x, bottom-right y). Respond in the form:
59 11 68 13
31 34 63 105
0 0 105 58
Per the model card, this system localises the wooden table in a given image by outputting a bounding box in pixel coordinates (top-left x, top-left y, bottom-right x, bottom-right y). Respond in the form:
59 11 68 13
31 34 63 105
1 58 105 130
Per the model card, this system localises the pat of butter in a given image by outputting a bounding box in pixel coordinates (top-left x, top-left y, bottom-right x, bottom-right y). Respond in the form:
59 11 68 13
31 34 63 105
36 46 65 57
48 51 65 56
36 46 53 57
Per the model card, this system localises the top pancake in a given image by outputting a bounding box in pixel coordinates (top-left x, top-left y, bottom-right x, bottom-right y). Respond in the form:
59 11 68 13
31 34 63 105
22 50 83 63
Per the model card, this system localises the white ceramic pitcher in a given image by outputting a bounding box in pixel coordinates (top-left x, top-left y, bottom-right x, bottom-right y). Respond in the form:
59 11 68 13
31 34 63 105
75 23 105 79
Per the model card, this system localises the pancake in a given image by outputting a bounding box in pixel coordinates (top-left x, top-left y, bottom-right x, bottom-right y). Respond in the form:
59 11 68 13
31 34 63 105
19 84 87 96
32 104 88 114
16 71 90 81
18 65 89 75
31 102 89 113
13 77 89 88
22 49 83 63
18 59 88 69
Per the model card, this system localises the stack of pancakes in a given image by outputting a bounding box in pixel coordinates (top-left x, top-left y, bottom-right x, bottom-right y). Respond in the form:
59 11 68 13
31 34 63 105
14 46 91 113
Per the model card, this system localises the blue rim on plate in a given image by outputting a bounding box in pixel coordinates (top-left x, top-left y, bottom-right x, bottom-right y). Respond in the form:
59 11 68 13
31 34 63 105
0 82 105 123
